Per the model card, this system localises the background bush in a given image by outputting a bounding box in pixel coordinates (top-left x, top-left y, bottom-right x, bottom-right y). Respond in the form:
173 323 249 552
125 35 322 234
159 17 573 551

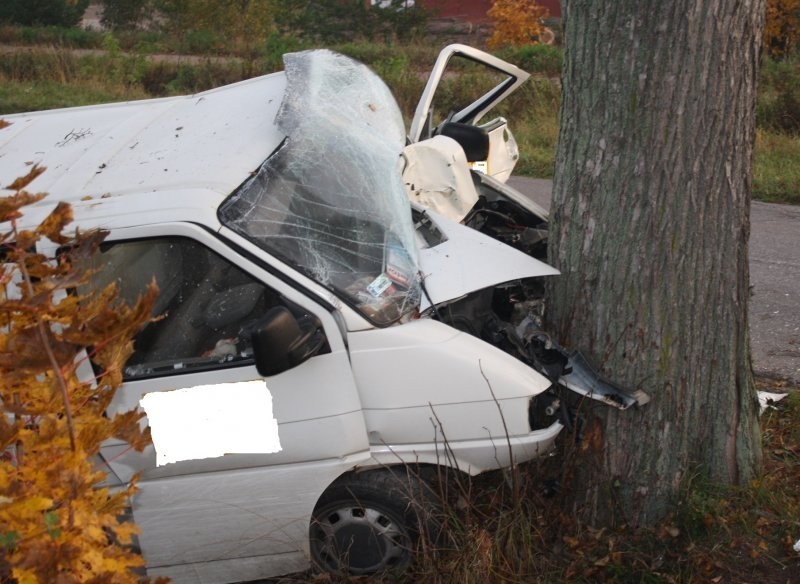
274 0 429 43
101 0 151 30
758 54 800 134
157 0 274 53
494 44 563 77
763 0 800 57
0 0 89 27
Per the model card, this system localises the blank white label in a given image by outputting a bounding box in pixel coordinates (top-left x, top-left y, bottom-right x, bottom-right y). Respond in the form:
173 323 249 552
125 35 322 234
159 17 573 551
140 381 281 466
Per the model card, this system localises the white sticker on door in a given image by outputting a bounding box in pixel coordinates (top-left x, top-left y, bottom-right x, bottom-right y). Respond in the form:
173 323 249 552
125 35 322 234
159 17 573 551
140 380 281 466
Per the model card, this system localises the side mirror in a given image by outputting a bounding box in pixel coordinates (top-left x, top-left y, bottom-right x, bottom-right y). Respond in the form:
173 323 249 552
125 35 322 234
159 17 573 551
251 306 326 376
437 122 490 162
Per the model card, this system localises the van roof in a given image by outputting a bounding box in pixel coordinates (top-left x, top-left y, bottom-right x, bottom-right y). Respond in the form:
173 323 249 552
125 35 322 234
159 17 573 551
0 73 287 214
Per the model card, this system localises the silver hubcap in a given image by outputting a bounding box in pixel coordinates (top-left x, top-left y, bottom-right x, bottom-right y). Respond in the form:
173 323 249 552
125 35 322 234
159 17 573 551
312 503 411 574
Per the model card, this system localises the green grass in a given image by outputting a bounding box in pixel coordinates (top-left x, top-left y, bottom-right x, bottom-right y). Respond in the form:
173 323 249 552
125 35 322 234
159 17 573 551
0 24 103 49
754 130 800 204
504 78 561 178
0 80 149 115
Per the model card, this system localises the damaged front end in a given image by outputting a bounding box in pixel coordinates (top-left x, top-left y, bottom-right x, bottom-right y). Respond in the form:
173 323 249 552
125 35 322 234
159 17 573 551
421 264 650 419
412 203 649 427
220 47 648 427
403 44 650 419
406 142 648 420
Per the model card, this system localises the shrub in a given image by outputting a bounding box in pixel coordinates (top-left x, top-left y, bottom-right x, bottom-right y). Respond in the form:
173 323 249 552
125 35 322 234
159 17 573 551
494 43 563 76
0 163 157 582
178 29 223 54
0 25 101 48
763 0 800 58
371 0 430 41
157 0 274 52
486 0 550 49
58 25 100 47
101 0 151 30
274 0 429 43
758 55 800 134
263 32 313 72
0 0 89 27
335 41 400 65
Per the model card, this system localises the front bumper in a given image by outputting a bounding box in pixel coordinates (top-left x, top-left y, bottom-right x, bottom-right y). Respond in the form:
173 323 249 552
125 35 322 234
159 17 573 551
367 419 563 475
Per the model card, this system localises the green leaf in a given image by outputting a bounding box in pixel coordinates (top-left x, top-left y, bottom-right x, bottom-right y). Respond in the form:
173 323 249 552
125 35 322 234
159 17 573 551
0 531 19 549
44 510 61 540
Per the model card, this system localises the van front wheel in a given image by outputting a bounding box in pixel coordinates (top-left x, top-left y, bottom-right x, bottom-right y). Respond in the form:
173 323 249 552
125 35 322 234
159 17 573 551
309 469 432 576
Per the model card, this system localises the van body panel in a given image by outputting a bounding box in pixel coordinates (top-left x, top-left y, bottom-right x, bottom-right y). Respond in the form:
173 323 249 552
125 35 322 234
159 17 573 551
0 75 286 204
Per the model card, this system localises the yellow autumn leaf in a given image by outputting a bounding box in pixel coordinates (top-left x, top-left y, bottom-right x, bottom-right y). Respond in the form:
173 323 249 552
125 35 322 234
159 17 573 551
1 173 156 582
5 165 47 191
12 568 38 584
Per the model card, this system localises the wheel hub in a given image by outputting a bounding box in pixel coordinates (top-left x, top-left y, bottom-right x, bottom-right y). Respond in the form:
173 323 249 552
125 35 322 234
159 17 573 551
312 505 410 574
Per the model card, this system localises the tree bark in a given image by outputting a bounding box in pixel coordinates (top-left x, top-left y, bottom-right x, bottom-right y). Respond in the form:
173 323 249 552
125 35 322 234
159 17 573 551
547 0 765 526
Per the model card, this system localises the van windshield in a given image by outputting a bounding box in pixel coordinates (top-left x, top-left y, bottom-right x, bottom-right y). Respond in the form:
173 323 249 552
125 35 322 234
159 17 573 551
219 49 420 326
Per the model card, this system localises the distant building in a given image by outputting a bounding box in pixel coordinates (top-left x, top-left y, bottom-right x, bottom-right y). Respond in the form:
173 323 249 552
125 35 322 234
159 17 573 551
417 0 561 23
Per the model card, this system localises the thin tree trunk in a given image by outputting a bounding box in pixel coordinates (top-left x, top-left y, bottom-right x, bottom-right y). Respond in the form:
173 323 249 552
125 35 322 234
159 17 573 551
547 0 765 526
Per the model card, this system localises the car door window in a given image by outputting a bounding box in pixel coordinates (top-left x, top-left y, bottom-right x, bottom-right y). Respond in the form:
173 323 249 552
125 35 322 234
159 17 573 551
410 46 529 144
427 56 510 132
78 236 292 379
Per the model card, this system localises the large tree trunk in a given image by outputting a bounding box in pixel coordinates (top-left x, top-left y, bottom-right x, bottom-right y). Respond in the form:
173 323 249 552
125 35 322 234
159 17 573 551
547 0 765 526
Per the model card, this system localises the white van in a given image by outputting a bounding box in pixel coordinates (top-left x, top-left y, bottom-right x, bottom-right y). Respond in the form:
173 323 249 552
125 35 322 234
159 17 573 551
0 45 644 583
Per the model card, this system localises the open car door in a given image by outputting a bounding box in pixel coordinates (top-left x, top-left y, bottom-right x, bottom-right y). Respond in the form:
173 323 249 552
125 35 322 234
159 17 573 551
409 44 530 183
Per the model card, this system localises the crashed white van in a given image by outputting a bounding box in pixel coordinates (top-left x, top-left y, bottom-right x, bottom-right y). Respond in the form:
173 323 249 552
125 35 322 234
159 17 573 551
0 45 644 582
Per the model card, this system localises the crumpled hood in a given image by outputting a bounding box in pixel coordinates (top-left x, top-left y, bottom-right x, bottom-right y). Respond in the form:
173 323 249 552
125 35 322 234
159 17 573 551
417 208 559 311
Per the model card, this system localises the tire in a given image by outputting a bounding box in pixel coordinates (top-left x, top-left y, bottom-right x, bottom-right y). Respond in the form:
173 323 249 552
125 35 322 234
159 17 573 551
309 468 436 576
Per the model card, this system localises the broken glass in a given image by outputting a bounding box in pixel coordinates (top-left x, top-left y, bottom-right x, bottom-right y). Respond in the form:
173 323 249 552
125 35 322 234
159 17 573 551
219 49 420 325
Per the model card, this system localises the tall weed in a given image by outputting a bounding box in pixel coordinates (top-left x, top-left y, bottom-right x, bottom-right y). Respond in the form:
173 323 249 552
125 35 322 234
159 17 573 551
0 49 77 84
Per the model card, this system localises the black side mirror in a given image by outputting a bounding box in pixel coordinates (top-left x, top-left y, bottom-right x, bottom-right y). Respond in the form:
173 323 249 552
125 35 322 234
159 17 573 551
251 306 325 376
437 122 490 162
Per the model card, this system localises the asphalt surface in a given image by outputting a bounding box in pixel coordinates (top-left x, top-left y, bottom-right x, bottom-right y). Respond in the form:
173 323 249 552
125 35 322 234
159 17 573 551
508 176 800 383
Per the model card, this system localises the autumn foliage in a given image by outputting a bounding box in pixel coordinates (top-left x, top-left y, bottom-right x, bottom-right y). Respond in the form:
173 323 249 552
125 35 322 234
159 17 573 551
0 156 160 582
763 0 800 57
487 0 550 50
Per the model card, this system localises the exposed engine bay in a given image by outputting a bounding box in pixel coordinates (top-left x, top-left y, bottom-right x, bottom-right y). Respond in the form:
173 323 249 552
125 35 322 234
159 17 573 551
414 176 650 426
463 195 549 262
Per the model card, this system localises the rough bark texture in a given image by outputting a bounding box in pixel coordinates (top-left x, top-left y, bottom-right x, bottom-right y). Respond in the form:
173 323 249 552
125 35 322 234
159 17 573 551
548 0 765 526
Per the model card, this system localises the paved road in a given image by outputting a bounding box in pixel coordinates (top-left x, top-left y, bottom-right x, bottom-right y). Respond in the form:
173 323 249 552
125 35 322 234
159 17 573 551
508 176 800 383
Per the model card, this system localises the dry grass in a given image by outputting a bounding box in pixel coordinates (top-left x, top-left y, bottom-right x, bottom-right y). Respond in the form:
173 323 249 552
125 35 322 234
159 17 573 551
269 378 798 584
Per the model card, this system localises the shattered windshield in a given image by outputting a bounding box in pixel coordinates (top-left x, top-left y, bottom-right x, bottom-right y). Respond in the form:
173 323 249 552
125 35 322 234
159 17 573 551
219 50 420 325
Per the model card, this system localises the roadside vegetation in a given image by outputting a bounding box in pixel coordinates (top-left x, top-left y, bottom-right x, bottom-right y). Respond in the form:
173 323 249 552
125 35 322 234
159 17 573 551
0 28 797 204
0 169 159 582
